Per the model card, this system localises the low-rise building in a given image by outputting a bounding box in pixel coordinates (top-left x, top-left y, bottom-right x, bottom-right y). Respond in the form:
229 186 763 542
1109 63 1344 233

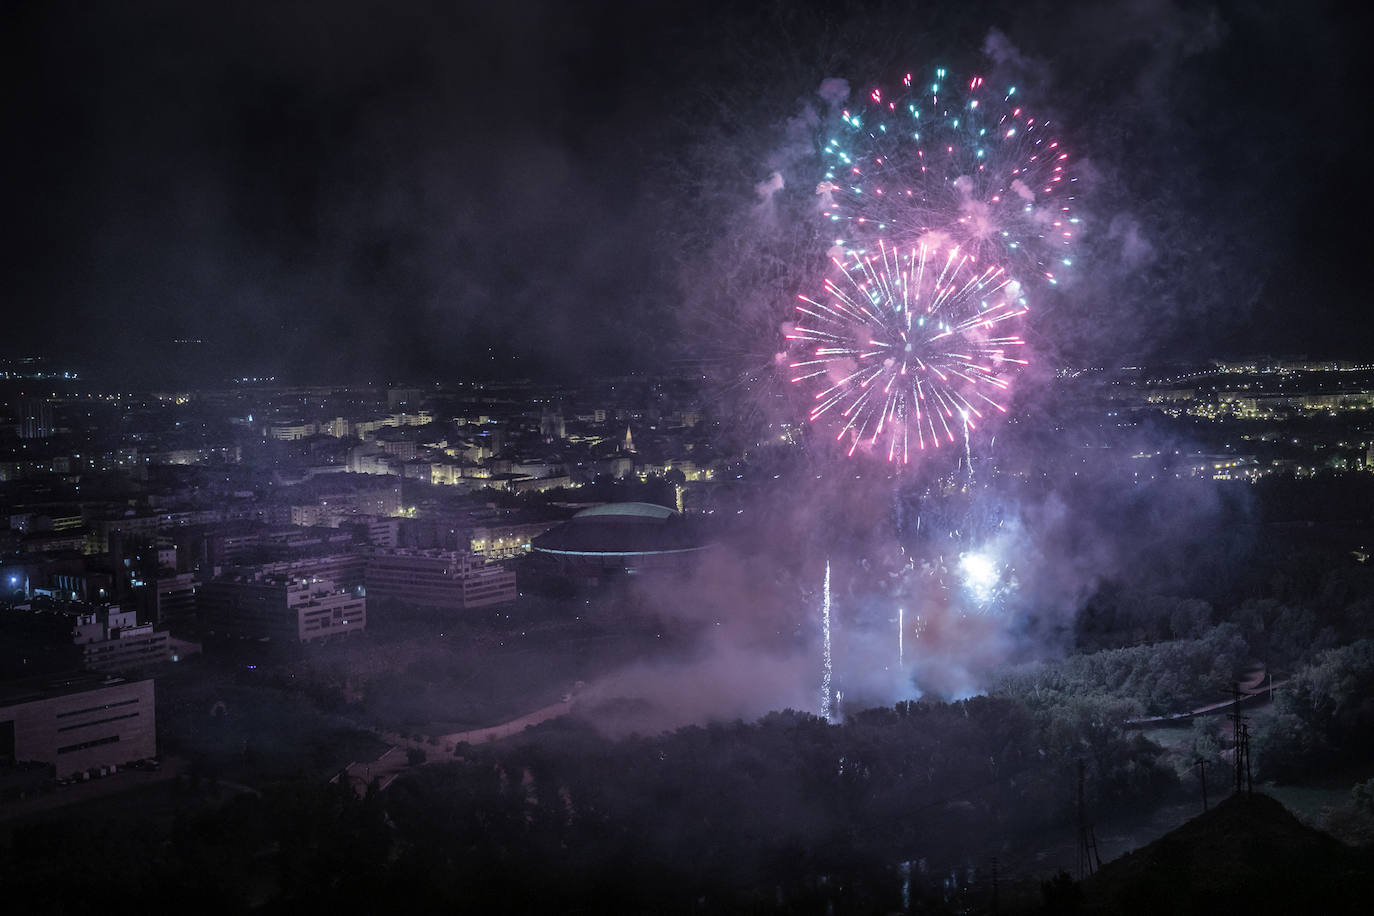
0 675 156 777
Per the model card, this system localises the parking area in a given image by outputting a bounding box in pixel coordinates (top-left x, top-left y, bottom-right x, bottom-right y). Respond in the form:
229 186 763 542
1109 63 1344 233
0 757 179 823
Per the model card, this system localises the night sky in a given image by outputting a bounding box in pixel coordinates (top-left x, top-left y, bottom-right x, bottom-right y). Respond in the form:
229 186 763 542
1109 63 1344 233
3 0 1369 383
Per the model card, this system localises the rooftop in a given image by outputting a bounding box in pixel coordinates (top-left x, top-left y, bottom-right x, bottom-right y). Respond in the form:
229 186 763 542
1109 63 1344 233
573 502 677 520
532 502 707 555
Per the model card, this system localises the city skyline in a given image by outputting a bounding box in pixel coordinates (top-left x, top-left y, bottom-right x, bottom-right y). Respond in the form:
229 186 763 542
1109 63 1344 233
4 5 1373 909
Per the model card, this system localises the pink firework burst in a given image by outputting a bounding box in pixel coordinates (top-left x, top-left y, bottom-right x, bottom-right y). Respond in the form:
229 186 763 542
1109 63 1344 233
786 239 1028 463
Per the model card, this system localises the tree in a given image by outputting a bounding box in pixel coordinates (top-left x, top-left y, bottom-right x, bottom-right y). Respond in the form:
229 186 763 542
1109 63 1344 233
1169 598 1212 640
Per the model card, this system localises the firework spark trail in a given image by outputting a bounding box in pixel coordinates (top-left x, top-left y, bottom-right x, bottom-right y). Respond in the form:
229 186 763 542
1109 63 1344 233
820 66 1079 285
898 606 904 666
787 239 1027 462
963 414 973 485
820 560 833 722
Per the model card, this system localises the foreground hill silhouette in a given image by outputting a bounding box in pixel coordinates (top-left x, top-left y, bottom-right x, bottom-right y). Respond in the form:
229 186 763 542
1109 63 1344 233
1050 792 1374 914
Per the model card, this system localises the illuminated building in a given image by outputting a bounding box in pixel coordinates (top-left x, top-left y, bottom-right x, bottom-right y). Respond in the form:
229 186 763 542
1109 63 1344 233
508 474 572 493
8 511 84 535
366 549 516 609
469 521 557 559
266 420 318 440
354 411 434 439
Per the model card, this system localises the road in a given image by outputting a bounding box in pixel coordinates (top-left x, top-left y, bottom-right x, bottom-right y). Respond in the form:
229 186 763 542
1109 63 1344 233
336 695 578 795
1125 664 1287 727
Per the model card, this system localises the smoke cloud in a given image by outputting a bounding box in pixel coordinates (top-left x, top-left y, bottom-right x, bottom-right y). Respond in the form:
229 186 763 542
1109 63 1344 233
816 77 851 107
755 171 786 202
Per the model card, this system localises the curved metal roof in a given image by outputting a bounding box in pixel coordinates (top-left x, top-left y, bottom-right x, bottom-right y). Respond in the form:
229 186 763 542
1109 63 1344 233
532 502 706 555
573 502 677 520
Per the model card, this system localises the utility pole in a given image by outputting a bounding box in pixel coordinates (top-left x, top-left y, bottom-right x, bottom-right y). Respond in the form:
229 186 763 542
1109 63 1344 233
1241 722 1253 797
1227 683 1250 795
1195 757 1210 811
1076 759 1101 879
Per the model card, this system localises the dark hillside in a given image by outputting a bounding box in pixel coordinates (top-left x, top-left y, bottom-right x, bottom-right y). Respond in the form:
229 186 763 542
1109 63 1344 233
1066 792 1374 914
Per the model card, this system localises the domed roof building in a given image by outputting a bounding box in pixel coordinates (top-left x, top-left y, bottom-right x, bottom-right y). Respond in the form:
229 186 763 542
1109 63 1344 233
527 502 711 588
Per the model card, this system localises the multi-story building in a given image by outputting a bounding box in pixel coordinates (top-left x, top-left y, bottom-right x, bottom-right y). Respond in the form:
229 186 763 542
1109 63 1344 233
146 571 197 626
86 509 227 554
347 445 393 476
350 516 399 548
199 572 366 643
387 388 424 411
354 411 434 439
254 553 369 592
20 529 88 554
0 675 156 777
291 504 330 527
469 521 557 559
146 445 242 465
378 439 418 462
366 549 516 609
354 484 404 518
431 462 489 487
197 523 356 569
9 511 84 534
18 398 54 439
266 420 319 440
71 606 171 673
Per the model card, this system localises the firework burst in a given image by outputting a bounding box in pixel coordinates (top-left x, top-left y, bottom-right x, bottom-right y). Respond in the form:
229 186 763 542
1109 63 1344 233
787 238 1027 463
819 67 1078 285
